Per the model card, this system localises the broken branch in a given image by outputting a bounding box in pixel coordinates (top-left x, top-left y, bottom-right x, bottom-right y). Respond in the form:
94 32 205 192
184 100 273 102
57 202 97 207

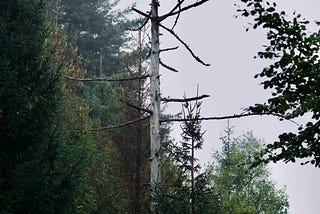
160 46 179 53
161 94 210 102
160 112 301 127
132 7 152 19
91 116 150 131
65 74 150 82
160 60 179 72
120 99 153 115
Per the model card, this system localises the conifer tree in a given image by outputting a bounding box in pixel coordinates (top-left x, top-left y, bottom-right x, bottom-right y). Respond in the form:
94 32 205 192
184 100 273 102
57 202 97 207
59 0 132 76
0 1 92 212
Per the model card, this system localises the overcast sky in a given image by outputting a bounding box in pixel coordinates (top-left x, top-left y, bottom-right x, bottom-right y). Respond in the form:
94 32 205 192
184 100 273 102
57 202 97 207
119 1 320 213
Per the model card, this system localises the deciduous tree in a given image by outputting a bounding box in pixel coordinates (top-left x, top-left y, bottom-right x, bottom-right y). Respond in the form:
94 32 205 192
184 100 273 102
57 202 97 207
238 0 320 166
209 127 289 214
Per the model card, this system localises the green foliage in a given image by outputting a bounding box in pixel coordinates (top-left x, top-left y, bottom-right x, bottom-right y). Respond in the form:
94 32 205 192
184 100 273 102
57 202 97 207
209 127 289 214
238 0 320 166
79 81 121 127
59 0 132 76
0 0 66 212
158 100 210 213
175 100 204 174
0 0 61 153
0 1 95 213
160 123 289 214
74 31 154 213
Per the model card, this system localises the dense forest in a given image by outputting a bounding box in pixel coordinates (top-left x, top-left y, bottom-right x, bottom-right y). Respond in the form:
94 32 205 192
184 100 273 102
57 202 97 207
0 0 319 213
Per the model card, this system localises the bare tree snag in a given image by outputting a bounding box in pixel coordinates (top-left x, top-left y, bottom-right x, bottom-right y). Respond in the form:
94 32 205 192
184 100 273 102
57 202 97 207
149 0 162 212
133 1 210 212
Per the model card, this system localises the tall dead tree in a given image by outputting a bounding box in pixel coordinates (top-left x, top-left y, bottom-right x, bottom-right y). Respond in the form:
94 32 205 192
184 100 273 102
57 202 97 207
66 0 211 212
132 1 210 211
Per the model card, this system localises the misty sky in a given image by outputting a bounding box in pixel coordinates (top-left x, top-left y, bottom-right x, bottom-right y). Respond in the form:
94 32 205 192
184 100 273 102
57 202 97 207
119 1 320 213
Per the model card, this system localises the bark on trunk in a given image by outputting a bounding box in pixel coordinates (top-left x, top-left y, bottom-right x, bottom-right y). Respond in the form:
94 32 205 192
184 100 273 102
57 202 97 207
150 0 161 213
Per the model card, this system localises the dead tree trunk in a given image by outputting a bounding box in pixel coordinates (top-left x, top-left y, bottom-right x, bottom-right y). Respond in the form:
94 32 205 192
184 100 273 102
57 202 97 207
66 1 212 212
149 0 161 212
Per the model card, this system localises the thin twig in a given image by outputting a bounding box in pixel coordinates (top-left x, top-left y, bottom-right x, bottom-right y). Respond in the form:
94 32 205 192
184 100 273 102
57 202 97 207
65 74 150 82
159 23 210 66
163 0 186 21
91 116 150 131
161 94 210 102
171 0 182 30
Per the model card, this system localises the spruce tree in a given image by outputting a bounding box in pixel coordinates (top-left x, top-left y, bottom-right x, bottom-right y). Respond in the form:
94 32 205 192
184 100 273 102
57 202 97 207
0 1 88 212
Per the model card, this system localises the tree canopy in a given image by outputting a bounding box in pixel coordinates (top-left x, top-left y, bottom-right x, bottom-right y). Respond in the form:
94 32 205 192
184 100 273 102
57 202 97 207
210 127 289 214
238 0 320 167
59 0 132 76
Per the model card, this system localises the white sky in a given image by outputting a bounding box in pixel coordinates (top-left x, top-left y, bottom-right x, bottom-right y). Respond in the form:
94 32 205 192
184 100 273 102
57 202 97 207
119 0 320 213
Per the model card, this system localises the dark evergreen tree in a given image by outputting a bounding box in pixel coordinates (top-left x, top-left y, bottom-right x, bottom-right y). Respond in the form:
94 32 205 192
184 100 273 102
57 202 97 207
0 1 92 213
158 98 212 214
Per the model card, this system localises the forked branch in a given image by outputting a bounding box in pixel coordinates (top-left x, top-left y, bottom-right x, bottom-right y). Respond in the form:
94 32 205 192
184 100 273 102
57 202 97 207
159 0 210 21
171 0 183 30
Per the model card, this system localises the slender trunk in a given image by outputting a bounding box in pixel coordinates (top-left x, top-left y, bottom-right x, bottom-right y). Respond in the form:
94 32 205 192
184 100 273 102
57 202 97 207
150 0 161 213
99 47 103 77
134 130 142 214
134 30 143 214
191 138 195 214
